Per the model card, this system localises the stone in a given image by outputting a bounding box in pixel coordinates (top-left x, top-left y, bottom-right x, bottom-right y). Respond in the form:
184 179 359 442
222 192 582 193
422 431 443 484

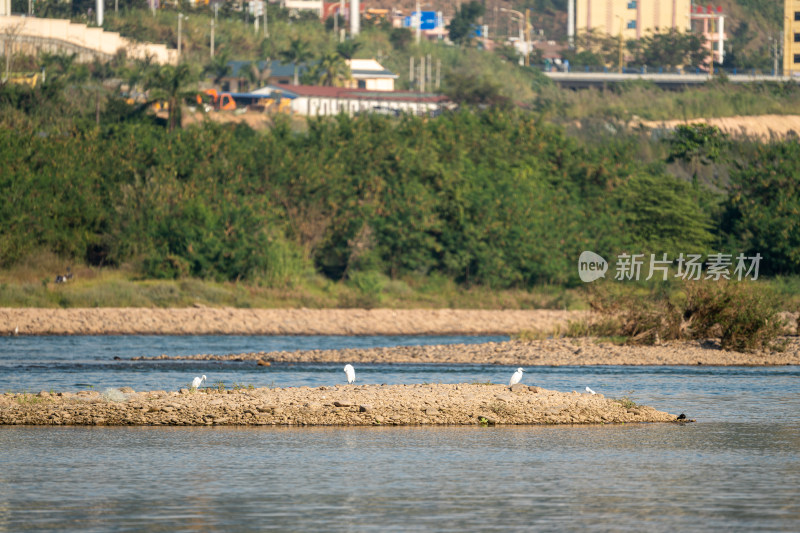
359 404 372 413
333 401 352 407
510 384 528 393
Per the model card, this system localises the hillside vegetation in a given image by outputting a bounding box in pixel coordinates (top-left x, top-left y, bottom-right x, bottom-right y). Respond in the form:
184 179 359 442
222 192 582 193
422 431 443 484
2 5 800 310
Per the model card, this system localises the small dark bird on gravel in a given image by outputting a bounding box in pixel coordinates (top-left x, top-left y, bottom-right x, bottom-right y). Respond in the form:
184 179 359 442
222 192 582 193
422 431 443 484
677 413 687 420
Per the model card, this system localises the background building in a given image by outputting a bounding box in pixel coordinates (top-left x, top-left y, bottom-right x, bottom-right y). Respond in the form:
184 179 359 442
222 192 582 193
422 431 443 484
785 0 800 75
575 0 691 40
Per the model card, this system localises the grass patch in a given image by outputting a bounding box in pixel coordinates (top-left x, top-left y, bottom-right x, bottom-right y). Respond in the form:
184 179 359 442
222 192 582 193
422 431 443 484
487 401 514 416
615 396 639 409
15 393 47 405
0 263 590 309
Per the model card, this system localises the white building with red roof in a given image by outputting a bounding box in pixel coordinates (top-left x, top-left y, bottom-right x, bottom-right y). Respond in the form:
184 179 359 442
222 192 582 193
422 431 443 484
253 85 448 117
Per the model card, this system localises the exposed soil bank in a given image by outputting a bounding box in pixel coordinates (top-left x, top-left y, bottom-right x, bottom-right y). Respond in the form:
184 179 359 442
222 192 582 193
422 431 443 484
0 384 684 426
134 337 800 366
0 308 584 336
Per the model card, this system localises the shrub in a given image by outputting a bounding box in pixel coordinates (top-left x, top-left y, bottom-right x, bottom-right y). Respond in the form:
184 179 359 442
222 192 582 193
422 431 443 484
578 280 785 352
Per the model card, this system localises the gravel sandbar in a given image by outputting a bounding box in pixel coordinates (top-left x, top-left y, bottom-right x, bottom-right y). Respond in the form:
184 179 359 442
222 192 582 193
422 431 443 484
0 384 685 426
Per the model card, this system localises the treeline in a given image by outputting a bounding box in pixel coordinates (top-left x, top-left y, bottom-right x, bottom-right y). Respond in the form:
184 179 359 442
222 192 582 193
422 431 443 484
1 88 797 287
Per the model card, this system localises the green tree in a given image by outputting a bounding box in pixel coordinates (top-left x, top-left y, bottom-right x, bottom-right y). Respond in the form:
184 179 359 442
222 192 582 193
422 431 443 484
443 71 510 108
144 63 198 132
204 49 232 86
389 27 412 50
632 29 710 70
336 40 362 60
723 142 800 275
279 38 313 85
447 1 485 46
310 52 351 87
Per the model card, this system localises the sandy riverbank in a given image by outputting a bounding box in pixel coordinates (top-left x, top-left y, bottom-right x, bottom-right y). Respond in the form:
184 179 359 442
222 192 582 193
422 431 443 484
0 384 684 426
133 336 800 366
0 308 583 336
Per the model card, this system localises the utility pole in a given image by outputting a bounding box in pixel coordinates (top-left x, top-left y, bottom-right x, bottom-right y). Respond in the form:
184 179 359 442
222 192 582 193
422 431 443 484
339 0 345 42
420 55 425 92
524 8 531 66
210 18 215 58
415 0 421 44
426 53 431 84
774 36 779 76
178 13 184 59
618 16 623 73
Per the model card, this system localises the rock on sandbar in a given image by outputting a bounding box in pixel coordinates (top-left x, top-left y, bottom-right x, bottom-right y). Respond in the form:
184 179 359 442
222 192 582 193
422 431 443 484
0 384 685 426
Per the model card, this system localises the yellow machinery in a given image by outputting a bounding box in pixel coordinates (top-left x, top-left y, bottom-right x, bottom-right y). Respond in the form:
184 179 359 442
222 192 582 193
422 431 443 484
6 72 39 88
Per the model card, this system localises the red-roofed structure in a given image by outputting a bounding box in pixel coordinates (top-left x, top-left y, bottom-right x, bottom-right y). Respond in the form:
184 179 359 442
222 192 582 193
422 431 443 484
266 85 449 116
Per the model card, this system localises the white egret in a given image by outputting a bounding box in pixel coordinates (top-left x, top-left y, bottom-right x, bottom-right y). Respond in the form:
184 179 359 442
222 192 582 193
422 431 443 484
586 386 596 395
509 367 524 387
191 375 207 389
343 364 355 384
13 326 19 336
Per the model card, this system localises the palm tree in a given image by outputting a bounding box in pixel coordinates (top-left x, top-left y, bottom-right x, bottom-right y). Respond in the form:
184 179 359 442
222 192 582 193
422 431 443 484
204 49 232 86
145 63 198 132
311 52 351 87
335 40 362 60
278 38 313 85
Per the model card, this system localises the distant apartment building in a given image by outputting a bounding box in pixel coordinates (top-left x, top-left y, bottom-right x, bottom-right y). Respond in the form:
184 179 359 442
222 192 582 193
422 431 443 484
785 0 800 75
690 4 725 65
575 0 691 40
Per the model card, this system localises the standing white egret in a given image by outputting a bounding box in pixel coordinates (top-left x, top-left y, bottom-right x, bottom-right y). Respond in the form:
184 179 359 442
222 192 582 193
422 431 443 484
343 364 355 384
191 375 207 389
13 326 19 336
509 367 524 387
586 386 596 395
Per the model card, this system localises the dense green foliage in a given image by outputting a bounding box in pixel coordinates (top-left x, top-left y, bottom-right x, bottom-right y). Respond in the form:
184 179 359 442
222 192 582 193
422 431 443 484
3 74 799 289
446 1 485 46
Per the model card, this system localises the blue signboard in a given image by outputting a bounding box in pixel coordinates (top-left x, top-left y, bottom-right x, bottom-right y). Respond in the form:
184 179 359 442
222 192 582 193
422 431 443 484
403 11 441 30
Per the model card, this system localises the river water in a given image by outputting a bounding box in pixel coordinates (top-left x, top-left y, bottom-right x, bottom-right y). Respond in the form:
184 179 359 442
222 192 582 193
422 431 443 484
1 335 798 531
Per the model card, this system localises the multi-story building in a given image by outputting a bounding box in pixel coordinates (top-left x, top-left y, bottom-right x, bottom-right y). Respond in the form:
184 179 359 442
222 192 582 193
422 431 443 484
575 0 692 40
690 4 725 65
785 0 800 75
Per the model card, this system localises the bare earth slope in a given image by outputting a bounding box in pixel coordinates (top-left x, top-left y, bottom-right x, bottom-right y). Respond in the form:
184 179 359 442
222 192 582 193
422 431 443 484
639 114 800 140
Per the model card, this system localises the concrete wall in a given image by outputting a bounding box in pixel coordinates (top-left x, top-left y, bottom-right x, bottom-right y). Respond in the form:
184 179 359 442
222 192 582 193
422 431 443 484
0 16 177 64
292 95 440 116
344 77 395 91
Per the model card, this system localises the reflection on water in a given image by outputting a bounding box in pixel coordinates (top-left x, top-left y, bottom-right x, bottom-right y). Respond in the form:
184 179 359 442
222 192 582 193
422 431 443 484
0 335 798 531
1 424 799 532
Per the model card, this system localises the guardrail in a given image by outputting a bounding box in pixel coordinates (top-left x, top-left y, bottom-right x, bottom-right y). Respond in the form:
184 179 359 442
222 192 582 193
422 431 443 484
542 69 797 89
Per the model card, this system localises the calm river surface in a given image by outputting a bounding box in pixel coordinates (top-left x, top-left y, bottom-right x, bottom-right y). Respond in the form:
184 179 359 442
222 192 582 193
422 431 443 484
1 335 798 531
